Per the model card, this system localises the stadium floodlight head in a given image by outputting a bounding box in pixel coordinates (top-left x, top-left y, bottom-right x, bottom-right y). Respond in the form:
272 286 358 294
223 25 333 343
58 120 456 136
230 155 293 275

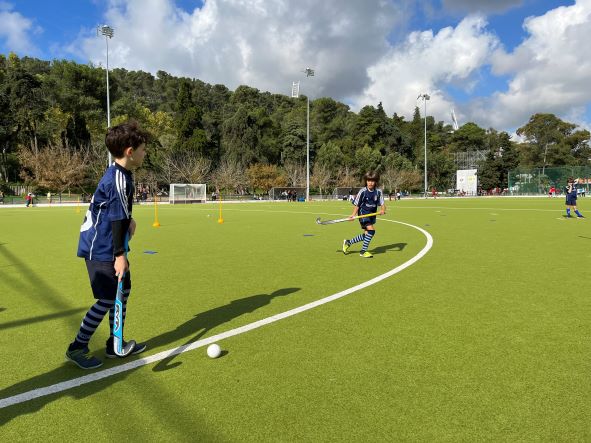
98 25 114 38
291 81 300 98
304 67 314 77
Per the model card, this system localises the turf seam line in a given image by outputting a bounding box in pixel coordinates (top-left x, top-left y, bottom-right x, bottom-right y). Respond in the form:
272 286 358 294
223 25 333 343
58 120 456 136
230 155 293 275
0 219 433 410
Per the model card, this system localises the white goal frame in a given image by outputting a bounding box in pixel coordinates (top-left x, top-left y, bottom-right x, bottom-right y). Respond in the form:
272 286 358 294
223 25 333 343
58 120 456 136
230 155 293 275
169 184 207 204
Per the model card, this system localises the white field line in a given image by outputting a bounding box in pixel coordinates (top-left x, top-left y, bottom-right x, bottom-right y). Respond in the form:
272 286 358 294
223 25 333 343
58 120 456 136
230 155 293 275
0 219 433 409
373 206 563 212
192 205 564 214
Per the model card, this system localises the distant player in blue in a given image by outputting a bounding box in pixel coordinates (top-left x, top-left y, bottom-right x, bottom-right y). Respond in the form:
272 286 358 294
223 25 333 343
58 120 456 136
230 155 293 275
65 121 149 369
564 177 584 218
342 171 386 258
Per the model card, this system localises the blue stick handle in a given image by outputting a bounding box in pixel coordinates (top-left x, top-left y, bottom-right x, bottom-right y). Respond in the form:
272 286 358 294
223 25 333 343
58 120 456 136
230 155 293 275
113 233 130 355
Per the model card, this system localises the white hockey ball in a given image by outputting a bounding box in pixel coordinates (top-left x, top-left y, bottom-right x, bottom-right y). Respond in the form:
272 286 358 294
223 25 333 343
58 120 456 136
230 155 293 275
207 344 222 358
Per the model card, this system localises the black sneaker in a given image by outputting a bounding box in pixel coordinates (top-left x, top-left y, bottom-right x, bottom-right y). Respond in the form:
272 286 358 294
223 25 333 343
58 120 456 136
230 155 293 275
65 346 103 369
106 338 147 358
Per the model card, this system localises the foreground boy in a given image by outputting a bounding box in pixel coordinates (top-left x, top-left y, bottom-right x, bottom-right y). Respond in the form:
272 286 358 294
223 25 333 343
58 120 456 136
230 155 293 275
66 121 148 369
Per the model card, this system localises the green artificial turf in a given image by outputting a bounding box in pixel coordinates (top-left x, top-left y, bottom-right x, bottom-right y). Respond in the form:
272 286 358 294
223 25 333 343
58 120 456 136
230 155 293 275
0 198 590 441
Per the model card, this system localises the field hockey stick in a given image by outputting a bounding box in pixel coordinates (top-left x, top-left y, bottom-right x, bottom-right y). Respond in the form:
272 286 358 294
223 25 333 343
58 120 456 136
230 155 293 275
316 211 381 225
113 233 136 357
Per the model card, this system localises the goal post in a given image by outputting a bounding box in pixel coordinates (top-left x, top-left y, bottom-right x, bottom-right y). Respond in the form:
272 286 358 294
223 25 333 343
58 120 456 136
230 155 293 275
169 184 207 204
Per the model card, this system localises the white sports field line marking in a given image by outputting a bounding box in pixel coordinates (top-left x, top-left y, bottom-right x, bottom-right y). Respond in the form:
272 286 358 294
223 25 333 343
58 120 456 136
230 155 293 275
197 205 564 215
0 219 433 410
391 206 563 212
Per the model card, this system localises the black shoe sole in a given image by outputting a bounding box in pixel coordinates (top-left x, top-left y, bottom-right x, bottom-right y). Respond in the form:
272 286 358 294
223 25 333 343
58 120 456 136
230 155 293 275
106 342 147 359
65 354 103 369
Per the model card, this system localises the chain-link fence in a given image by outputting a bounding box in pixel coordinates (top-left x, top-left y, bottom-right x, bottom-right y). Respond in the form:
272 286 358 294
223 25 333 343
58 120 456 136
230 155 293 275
508 166 591 195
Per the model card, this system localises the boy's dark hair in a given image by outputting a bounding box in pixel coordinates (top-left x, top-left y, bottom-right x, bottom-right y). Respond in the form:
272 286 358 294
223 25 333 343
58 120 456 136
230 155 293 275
363 171 380 186
567 176 574 183
105 120 149 159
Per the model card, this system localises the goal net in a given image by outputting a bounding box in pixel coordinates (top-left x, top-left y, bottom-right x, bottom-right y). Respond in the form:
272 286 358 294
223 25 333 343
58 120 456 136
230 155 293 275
169 184 207 204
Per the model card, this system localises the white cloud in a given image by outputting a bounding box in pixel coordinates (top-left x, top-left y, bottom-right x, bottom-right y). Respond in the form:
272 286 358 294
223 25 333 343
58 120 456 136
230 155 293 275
472 0 591 130
353 15 499 124
69 0 591 134
74 0 403 100
0 2 39 53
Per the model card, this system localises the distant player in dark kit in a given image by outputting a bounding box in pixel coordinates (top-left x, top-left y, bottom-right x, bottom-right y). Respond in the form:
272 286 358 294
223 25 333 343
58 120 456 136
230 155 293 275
65 121 149 369
564 177 584 218
342 171 386 258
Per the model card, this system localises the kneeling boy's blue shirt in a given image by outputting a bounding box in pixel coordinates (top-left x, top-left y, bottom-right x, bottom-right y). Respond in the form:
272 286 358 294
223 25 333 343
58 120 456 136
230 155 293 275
77 163 134 261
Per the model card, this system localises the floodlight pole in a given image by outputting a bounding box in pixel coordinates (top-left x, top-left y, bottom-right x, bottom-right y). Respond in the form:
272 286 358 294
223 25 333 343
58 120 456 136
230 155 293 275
306 94 310 201
291 68 315 202
98 25 114 165
304 68 314 202
418 93 430 198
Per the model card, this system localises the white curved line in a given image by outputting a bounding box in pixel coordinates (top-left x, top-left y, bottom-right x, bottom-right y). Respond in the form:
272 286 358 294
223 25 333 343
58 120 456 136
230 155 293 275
0 219 433 409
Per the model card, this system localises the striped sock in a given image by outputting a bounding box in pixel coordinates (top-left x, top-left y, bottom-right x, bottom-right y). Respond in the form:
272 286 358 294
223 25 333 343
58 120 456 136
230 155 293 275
74 299 114 346
109 292 129 337
360 230 375 253
349 234 365 244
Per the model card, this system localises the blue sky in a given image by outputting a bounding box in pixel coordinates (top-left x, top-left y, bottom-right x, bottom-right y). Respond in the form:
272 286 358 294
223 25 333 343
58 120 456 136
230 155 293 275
1 0 589 134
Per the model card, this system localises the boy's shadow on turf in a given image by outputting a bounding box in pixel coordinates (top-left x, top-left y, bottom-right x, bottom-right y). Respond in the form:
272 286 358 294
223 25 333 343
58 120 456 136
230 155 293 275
0 287 299 426
150 287 300 371
372 242 406 255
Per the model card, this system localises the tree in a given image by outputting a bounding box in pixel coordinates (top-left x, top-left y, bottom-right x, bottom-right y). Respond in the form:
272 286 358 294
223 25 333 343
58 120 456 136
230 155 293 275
517 113 589 174
283 160 305 187
210 158 245 193
310 162 332 198
478 132 520 190
450 122 486 152
311 97 349 144
477 150 500 191
336 165 359 187
427 150 456 190
222 105 259 165
315 141 345 176
7 55 48 154
18 143 88 193
174 81 209 157
381 152 414 193
169 151 211 183
246 164 286 194
0 86 17 182
354 144 382 173
397 170 423 192
280 111 306 164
